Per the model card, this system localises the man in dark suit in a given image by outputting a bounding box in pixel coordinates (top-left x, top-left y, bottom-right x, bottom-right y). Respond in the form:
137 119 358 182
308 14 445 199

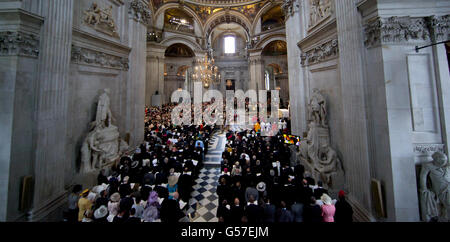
125 208 141 223
230 198 244 223
262 198 276 223
313 181 328 199
277 201 294 222
160 192 184 223
244 195 263 223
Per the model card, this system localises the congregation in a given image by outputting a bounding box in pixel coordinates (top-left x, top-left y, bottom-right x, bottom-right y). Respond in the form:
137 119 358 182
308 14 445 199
65 102 353 223
66 103 215 223
215 127 354 223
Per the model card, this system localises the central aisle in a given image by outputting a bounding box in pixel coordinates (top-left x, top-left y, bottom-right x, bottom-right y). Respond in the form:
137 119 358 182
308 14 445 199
185 132 226 222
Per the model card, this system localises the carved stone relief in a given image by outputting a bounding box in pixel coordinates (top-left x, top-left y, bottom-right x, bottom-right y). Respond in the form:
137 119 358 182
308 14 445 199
71 45 129 71
300 38 338 66
362 15 449 48
309 0 333 29
84 3 119 37
0 31 40 58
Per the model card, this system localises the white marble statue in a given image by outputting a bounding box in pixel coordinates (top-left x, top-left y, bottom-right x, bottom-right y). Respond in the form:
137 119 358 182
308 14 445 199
298 89 344 190
81 89 128 173
419 151 450 221
96 89 113 128
308 88 328 127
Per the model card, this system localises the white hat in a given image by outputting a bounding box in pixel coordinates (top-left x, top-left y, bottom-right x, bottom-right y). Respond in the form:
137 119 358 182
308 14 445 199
321 193 332 205
94 205 108 219
257 182 266 192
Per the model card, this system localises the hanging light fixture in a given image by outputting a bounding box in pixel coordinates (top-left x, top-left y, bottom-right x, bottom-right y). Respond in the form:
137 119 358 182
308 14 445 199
191 54 221 88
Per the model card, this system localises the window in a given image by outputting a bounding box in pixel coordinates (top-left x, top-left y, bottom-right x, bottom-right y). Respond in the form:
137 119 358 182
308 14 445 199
265 71 270 90
224 36 236 54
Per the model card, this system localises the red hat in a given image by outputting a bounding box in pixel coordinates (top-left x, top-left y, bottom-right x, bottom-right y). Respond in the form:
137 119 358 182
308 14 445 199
224 168 228 173
338 190 346 198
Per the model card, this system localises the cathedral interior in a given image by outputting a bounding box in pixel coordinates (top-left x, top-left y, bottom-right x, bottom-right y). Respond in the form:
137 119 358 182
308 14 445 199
0 0 449 223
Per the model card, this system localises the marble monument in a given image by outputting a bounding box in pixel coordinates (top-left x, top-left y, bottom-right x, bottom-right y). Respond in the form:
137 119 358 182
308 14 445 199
81 89 128 173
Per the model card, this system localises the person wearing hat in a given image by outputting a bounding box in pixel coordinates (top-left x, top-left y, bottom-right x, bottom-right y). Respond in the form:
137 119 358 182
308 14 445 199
78 189 93 222
334 190 353 222
107 192 120 222
256 182 267 199
320 193 336 222
167 175 179 200
93 205 109 223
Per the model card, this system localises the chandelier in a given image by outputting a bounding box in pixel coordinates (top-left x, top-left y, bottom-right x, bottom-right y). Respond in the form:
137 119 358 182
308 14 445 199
191 54 221 88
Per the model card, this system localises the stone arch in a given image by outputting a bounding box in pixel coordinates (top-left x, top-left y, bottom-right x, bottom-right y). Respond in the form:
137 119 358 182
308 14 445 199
204 11 252 39
153 3 205 36
251 2 281 34
254 33 287 52
160 35 203 53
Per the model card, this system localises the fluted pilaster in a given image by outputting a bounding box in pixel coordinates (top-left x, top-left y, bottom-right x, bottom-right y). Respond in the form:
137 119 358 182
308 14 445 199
335 0 372 217
31 0 74 219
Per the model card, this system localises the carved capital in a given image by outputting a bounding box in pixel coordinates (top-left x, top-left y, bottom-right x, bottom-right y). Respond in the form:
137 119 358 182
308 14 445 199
364 16 432 48
282 0 299 19
428 15 450 42
0 31 39 58
130 0 152 25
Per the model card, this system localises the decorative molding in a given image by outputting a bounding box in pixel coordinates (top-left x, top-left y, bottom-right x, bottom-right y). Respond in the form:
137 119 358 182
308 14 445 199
0 31 39 58
364 16 431 48
71 45 129 71
130 0 152 25
429 15 450 42
300 38 338 66
282 0 299 19
413 143 445 155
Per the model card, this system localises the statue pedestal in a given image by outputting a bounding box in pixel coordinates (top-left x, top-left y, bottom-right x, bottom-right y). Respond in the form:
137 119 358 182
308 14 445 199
96 125 120 167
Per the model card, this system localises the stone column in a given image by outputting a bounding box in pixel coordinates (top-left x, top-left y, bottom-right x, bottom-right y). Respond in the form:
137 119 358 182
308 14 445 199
248 55 264 92
0 4 43 221
284 0 307 136
127 0 151 147
146 43 166 106
29 0 74 221
334 0 373 221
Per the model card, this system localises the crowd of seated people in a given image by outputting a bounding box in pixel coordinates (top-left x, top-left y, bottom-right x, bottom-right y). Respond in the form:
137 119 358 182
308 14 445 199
216 126 354 223
66 103 217 223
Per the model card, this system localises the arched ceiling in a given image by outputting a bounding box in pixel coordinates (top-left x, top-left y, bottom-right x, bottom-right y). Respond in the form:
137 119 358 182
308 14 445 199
150 0 280 26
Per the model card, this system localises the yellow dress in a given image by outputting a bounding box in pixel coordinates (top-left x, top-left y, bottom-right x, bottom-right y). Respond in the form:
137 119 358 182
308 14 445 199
254 122 261 133
78 197 93 221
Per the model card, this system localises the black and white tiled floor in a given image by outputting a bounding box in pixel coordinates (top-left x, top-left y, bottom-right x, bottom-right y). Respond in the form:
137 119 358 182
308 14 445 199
185 133 225 222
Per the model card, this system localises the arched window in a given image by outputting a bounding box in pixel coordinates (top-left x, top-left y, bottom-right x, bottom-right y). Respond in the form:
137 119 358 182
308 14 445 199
224 36 236 54
265 71 270 90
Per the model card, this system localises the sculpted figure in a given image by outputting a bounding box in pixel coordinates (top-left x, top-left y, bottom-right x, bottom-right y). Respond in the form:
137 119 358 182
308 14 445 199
96 89 113 128
308 88 327 127
81 122 104 172
317 143 342 186
84 3 101 25
420 152 450 221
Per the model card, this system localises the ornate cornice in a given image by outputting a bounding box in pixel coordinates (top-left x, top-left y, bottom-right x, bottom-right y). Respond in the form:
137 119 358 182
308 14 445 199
0 31 39 58
130 0 152 25
300 38 338 66
364 16 432 48
71 45 129 71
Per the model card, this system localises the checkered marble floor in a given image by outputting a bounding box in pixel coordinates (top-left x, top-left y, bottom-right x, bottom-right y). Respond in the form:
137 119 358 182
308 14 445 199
184 132 224 222
186 167 221 222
